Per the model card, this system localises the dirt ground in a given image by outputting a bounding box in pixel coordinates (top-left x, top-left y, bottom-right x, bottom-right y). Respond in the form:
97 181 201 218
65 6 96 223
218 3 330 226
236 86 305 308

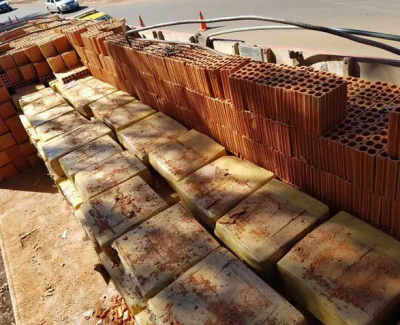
0 163 123 325
0 246 15 325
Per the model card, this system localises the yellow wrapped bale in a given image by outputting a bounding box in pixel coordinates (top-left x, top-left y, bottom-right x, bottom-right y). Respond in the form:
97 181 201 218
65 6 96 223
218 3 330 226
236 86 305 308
148 247 305 325
59 135 122 181
103 101 156 132
27 104 74 129
81 176 168 253
56 178 83 210
278 211 400 325
175 156 274 228
89 90 135 121
74 151 151 201
63 78 117 117
149 130 226 190
215 178 329 277
99 252 146 315
117 112 188 166
113 203 219 299
35 111 90 142
40 121 113 176
22 92 66 118
15 86 50 110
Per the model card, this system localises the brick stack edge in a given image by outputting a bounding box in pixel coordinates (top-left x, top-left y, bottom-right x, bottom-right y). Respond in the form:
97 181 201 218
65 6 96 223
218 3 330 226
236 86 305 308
0 87 39 180
2 17 400 238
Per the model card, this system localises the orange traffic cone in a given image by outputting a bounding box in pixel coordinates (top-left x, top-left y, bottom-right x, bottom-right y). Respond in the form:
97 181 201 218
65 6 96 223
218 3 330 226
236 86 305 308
199 11 208 31
139 15 145 27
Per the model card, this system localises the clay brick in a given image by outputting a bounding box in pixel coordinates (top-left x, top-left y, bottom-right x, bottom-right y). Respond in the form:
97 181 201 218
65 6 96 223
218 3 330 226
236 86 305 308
12 155 30 172
52 35 71 54
34 60 53 77
0 163 18 179
6 67 23 84
24 45 45 63
376 151 399 201
19 63 37 81
5 144 23 161
0 133 15 150
19 141 36 157
12 50 30 66
0 87 11 104
0 116 9 135
27 154 42 167
387 106 400 158
0 151 11 167
38 41 57 58
61 51 80 69
6 116 29 144
0 102 17 119
0 53 16 70
47 55 67 73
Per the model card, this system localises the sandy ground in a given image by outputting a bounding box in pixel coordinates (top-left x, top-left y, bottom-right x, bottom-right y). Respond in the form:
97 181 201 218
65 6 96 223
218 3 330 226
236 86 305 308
0 246 15 325
0 163 121 325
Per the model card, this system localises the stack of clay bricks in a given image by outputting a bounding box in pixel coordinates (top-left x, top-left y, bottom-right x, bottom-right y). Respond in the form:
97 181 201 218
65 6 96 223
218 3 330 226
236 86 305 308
39 33 90 84
62 20 128 91
0 86 39 181
0 16 98 90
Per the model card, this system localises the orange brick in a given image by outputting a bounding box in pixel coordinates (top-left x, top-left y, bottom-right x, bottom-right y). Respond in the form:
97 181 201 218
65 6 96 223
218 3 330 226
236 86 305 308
0 102 17 119
0 116 9 135
19 63 38 81
25 45 45 63
19 141 36 157
6 67 23 84
0 163 18 179
12 49 30 66
6 116 29 144
0 87 11 104
0 151 11 167
0 53 16 70
5 145 23 161
34 61 53 77
52 35 71 54
27 154 42 167
61 50 80 69
0 133 15 150
38 41 57 58
47 55 67 73
13 156 30 172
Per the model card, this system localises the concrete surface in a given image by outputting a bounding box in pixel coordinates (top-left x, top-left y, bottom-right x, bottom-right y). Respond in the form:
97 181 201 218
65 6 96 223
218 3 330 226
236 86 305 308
2 0 400 59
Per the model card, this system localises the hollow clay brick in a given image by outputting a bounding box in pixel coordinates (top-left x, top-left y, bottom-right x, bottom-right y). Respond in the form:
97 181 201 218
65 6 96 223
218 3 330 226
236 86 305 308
47 55 67 73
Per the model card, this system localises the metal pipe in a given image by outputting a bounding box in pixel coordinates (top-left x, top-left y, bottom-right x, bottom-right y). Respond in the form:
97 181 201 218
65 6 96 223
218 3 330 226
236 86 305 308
125 16 400 56
206 25 400 43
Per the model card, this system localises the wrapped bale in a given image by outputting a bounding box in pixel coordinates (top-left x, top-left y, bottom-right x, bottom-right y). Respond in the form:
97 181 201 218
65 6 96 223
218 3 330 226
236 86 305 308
148 247 305 325
113 203 219 299
149 130 226 190
278 211 400 325
215 178 329 277
59 135 122 180
74 151 151 201
81 176 168 257
175 156 274 228
117 112 188 166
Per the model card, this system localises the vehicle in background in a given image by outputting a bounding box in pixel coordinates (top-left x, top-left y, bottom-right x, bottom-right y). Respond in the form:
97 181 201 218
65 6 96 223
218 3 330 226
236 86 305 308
0 0 12 13
72 8 114 21
45 0 79 14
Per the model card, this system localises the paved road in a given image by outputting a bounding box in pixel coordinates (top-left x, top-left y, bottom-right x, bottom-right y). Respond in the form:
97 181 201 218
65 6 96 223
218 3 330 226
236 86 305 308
2 0 400 59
